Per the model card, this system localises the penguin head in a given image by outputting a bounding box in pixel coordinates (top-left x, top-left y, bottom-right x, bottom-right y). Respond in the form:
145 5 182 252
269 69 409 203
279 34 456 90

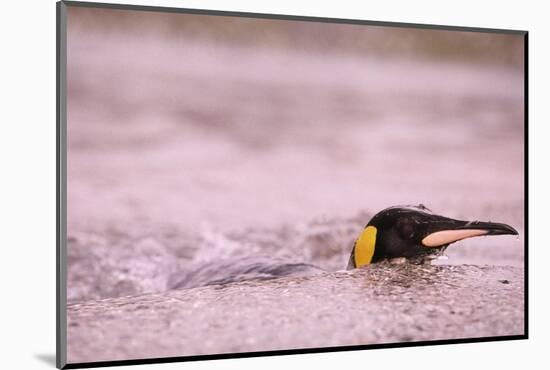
348 204 519 269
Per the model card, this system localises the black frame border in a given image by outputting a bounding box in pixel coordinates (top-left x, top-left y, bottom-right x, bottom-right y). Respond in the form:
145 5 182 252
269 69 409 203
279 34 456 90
57 1 68 368
56 1 529 369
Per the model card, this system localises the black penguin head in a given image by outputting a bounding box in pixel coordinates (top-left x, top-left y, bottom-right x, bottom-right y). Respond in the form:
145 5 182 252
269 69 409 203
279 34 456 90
348 204 518 268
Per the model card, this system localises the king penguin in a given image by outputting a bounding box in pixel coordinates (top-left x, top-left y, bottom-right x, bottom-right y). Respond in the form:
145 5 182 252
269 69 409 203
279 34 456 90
347 204 518 269
171 204 519 289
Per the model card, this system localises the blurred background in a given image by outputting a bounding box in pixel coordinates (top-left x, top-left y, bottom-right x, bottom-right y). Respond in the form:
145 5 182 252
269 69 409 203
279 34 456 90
66 6 524 302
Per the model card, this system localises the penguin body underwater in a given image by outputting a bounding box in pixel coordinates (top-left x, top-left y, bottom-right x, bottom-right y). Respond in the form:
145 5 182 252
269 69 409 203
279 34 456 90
171 204 518 290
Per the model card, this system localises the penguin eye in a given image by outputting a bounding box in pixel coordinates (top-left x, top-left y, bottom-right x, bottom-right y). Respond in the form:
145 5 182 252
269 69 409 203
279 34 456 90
396 218 415 240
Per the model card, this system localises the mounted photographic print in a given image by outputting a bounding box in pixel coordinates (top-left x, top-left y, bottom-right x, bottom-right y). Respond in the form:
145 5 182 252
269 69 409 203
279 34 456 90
56 1 527 368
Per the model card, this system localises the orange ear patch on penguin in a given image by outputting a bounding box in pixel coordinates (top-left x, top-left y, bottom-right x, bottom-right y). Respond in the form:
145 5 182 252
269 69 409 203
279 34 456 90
354 226 377 267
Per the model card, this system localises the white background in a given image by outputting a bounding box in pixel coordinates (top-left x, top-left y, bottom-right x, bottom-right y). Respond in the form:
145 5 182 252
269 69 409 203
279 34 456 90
1 0 547 369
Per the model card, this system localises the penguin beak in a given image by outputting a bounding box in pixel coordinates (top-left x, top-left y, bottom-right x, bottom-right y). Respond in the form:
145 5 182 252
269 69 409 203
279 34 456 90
421 218 519 248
